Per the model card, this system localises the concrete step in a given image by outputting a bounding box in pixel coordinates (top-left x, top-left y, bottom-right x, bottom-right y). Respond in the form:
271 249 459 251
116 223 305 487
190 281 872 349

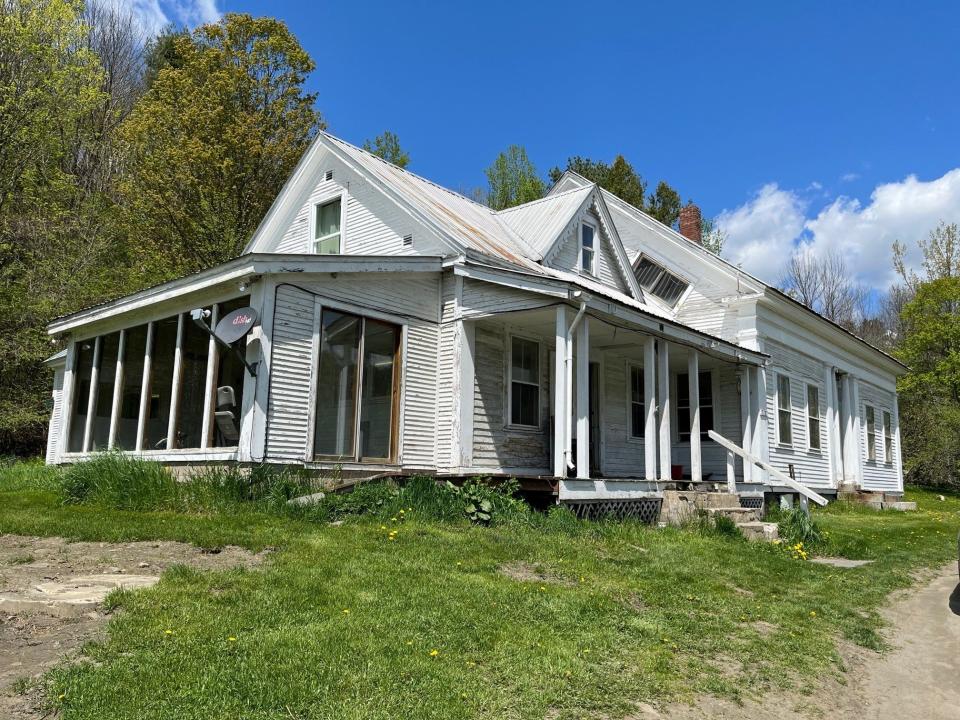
706 506 760 523
736 521 779 542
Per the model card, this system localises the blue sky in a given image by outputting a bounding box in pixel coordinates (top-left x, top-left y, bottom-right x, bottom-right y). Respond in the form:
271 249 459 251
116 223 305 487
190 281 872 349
136 0 960 291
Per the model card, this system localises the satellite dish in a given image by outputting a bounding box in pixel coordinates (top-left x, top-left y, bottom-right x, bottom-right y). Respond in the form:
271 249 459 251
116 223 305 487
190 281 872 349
215 307 258 345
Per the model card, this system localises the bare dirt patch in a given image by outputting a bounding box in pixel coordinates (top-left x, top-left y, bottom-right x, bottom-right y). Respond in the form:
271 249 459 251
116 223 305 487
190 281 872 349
498 561 573 586
0 534 270 720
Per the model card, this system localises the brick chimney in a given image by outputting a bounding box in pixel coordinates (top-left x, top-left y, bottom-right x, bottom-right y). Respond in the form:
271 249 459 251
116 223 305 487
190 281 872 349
679 203 702 244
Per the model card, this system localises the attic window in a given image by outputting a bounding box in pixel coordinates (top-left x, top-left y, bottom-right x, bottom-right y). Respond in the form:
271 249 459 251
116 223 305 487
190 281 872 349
580 223 596 275
313 198 342 254
633 257 689 307
324 170 334 181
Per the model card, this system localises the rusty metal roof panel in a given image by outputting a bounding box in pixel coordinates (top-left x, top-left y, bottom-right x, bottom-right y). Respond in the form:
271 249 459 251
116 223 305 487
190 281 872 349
496 185 594 256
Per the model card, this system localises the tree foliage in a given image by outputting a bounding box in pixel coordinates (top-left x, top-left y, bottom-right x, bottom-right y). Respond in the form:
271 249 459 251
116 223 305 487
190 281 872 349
485 145 544 210
363 130 409 168
118 13 323 277
700 216 726 256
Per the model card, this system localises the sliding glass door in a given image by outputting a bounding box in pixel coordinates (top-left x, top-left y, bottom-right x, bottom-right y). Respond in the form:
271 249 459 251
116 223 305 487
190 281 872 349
313 309 400 463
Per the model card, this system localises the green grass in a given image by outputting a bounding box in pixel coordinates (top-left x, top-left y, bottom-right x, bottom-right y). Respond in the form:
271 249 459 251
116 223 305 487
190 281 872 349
2 459 959 719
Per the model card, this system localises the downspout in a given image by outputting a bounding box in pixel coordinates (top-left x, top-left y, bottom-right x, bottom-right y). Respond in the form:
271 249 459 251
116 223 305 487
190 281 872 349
564 295 588 471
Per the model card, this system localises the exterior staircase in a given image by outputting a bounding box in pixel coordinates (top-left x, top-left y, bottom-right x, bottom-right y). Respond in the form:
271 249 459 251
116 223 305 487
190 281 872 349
660 490 779 541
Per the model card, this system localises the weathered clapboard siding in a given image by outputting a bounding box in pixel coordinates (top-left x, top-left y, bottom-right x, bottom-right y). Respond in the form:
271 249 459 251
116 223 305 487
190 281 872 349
265 286 315 460
265 273 442 465
472 321 551 470
858 380 900 492
599 354 644 477
272 156 446 257
670 365 742 479
547 208 628 294
675 281 739 341
45 368 65 464
764 339 833 487
435 272 458 469
461 278 556 318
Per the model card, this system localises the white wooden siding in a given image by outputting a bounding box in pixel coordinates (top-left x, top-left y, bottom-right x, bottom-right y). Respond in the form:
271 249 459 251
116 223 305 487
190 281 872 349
264 273 441 466
265 286 315 460
675 280 739 341
272 156 447 257
764 339 833 488
546 208 628 294
435 272 458 469
669 365 742 480
858 380 901 492
45 368 65 464
472 321 551 471
461 278 556 318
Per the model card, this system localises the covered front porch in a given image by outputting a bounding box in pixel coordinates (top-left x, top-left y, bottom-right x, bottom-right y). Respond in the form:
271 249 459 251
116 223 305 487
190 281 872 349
461 291 771 505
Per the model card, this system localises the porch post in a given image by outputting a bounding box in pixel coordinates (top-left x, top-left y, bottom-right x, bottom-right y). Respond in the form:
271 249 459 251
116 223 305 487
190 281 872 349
840 373 855 486
575 317 590 479
553 305 568 477
657 340 671 481
824 366 842 486
892 392 904 491
107 329 126 450
688 350 701 482
57 341 77 458
739 366 753 483
81 335 102 453
643 336 656 481
166 313 185 451
850 376 863 487
752 366 768 484
200 305 220 449
135 321 154 452
458 320 475 469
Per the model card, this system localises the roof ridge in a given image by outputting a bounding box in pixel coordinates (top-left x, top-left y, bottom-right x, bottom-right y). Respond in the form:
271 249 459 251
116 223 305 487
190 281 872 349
496 184 594 214
320 131 497 214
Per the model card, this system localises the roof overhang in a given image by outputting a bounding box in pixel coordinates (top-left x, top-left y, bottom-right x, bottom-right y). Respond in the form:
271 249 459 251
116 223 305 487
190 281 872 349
47 254 443 336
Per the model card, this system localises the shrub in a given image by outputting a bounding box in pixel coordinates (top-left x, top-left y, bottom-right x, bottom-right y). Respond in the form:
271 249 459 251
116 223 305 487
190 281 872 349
444 477 528 525
776 506 824 547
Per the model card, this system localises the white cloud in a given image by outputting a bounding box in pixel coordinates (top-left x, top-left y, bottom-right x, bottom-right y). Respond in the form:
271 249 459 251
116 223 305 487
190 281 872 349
715 183 807 281
841 172 860 182
715 169 960 291
112 0 221 35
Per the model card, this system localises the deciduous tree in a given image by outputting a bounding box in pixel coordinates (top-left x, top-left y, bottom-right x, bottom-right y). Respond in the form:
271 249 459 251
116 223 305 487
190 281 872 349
485 145 544 210
363 130 410 168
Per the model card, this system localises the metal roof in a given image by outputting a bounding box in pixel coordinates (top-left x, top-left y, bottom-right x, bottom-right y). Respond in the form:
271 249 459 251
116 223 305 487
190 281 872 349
497 185 594 256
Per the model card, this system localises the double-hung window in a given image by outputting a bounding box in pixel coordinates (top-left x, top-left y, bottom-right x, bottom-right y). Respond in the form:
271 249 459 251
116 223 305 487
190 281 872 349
807 384 821 450
510 337 540 427
629 365 644 439
883 410 893 463
313 198 342 254
865 405 877 461
676 371 713 442
580 223 596 275
776 374 793 445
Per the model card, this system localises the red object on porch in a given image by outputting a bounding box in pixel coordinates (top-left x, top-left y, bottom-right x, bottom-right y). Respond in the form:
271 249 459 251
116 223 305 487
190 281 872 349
671 464 683 480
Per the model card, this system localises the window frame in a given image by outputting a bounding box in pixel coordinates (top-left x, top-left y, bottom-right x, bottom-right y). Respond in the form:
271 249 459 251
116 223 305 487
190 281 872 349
882 410 893 464
579 221 597 276
865 404 877 462
632 254 692 308
775 372 793 447
506 332 542 430
805 382 822 452
628 362 645 440
310 306 402 464
674 370 716 444
309 192 346 255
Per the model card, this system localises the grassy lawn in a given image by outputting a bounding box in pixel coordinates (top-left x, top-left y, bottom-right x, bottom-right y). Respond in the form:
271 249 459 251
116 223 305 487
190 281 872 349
1 459 958 720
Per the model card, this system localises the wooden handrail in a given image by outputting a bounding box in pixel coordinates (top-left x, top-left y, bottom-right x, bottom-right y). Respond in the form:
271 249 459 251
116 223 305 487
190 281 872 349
708 429 828 507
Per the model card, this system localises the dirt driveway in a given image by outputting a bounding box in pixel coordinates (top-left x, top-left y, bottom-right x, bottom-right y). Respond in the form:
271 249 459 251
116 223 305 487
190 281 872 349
0 534 269 720
650 562 960 719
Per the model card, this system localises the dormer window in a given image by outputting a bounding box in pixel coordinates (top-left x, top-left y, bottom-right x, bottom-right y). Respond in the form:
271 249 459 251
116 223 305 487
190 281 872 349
580 223 596 275
313 197 342 254
633 256 689 307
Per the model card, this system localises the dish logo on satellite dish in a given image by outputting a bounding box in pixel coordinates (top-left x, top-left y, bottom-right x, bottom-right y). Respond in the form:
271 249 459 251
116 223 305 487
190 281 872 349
215 307 259 345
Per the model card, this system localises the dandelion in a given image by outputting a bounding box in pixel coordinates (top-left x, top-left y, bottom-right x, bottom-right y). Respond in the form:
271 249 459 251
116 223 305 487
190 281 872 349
539 586 546 592
380 525 387 530
342 609 351 615
579 576 585 583
456 561 462 567
164 629 174 635
58 694 65 701
429 649 439 657
406 641 413 646
228 636 237 642
809 611 817 617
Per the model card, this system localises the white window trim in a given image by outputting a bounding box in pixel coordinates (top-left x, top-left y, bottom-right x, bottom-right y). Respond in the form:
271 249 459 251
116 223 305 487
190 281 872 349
882 409 893 465
774 371 794 448
672 369 718 445
506 331 542 431
579 221 597 277
307 190 347 255
865 404 878 463
805 382 822 453
627 361 645 442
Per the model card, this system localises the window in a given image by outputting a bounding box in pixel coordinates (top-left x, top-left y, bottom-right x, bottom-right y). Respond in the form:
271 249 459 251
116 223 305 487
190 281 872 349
676 371 714 442
866 405 877 461
629 365 644 439
90 332 121 450
313 310 400 462
211 298 250 448
115 325 149 450
67 340 96 452
509 336 540 427
313 198 342 254
883 410 893 463
777 374 793 445
145 316 179 450
580 223 596 275
807 384 821 450
172 312 210 449
633 257 689 307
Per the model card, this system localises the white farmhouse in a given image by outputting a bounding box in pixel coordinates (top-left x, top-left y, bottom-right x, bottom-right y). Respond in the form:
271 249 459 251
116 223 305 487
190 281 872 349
43 132 906 514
